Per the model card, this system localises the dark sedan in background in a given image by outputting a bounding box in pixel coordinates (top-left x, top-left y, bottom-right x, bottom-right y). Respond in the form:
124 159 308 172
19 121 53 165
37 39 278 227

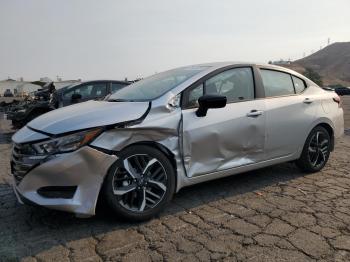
50 80 130 108
8 80 130 128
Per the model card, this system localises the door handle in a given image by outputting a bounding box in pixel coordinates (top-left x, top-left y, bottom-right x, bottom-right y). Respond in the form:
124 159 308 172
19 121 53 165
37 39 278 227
303 98 313 104
247 110 263 117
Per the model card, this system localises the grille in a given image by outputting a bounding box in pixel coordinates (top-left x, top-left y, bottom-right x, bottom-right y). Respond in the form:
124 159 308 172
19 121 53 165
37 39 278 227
11 143 45 185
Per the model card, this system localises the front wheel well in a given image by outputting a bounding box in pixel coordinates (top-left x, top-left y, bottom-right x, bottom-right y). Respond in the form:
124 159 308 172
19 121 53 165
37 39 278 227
96 141 178 216
123 141 178 193
123 141 177 171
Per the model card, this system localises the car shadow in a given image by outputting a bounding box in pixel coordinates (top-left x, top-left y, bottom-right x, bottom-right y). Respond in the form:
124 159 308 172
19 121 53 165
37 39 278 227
0 160 310 260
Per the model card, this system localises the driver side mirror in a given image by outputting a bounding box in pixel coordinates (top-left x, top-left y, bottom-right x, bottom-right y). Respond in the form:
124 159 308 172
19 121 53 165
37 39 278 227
196 95 227 117
71 93 82 101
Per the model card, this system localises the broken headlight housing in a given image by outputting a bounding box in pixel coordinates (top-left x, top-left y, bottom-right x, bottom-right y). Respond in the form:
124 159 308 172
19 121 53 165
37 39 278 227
32 128 102 155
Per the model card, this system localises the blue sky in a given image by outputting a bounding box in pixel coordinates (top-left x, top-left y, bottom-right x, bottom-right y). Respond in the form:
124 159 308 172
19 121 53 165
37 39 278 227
0 0 349 81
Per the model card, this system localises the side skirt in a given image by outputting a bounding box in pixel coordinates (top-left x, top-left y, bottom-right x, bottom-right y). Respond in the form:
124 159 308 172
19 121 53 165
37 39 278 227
177 153 298 190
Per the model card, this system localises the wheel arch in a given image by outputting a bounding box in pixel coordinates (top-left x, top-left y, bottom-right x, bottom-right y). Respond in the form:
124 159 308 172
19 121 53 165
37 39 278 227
315 122 335 151
295 119 336 160
306 119 335 152
122 141 178 192
122 141 178 175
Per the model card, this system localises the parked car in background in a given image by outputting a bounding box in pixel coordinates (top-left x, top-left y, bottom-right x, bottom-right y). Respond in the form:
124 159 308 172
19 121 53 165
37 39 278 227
7 80 130 128
3 89 14 97
50 80 130 108
335 87 350 96
11 62 344 221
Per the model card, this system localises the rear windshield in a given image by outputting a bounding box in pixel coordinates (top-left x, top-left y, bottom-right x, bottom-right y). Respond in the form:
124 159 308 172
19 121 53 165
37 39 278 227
108 66 209 102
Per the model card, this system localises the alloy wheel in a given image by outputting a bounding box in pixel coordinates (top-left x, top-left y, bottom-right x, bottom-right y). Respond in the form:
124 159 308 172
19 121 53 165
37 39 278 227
308 131 329 169
111 154 168 212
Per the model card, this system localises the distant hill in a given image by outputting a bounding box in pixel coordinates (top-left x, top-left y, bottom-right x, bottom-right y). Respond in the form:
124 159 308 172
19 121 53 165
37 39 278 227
282 42 350 87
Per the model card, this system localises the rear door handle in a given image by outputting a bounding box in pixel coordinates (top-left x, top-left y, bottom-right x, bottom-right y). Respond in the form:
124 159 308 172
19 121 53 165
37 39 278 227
247 110 264 117
303 98 313 104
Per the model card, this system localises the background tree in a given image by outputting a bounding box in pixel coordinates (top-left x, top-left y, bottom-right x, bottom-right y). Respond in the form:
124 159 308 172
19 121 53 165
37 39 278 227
303 68 323 86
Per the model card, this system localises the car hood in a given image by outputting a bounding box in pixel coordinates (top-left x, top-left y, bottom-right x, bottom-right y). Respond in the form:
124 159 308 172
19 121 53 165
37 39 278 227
27 100 150 135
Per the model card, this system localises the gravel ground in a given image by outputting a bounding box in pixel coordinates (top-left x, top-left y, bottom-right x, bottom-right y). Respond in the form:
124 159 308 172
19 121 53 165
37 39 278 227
0 97 350 262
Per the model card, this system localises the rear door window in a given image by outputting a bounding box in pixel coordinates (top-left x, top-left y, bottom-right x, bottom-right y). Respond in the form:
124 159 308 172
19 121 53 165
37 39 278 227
63 83 107 99
63 85 93 99
260 69 295 97
91 83 107 98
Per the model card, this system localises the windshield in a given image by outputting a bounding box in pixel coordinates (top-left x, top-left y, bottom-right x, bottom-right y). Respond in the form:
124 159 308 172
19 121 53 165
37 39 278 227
108 66 209 101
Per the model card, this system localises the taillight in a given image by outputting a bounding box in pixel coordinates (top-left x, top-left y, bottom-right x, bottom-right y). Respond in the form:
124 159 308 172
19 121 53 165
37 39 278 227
333 95 342 108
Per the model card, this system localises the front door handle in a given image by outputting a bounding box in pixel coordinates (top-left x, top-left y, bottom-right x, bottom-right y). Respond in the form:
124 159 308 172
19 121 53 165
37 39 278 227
247 110 264 117
303 98 314 104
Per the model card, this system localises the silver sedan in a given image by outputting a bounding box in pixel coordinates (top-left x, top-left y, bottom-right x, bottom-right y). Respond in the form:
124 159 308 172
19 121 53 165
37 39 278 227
11 62 344 221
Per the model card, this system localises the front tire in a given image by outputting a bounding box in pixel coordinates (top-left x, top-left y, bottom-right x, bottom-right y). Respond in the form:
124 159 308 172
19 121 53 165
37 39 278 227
103 145 175 221
296 126 331 173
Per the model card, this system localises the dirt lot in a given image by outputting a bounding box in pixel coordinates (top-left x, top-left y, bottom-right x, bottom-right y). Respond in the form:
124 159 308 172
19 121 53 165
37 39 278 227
0 97 350 262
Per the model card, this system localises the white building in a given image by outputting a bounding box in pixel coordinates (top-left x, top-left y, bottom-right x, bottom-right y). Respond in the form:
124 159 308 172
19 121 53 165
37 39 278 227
272 59 292 65
0 79 81 96
0 79 40 96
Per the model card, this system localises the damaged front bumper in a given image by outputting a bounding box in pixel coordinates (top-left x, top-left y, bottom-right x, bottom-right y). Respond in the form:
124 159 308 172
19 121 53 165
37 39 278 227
12 146 117 217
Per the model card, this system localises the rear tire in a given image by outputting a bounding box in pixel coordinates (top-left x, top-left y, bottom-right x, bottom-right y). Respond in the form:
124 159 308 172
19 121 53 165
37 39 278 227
103 145 175 221
296 126 331 173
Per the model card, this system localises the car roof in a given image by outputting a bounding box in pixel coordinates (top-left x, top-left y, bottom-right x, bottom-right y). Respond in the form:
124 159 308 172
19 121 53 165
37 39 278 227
192 61 297 72
82 80 131 84
189 62 311 84
56 80 130 93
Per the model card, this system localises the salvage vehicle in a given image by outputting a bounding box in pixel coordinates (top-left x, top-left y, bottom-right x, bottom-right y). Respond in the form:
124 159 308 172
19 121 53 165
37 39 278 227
3 89 14 97
7 82 55 128
11 62 344 221
8 80 130 128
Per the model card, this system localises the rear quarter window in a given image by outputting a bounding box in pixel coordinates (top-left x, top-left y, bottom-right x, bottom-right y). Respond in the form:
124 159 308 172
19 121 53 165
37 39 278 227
292 76 306 93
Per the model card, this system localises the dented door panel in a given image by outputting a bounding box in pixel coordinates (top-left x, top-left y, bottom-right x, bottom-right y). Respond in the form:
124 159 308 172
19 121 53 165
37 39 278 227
182 100 266 177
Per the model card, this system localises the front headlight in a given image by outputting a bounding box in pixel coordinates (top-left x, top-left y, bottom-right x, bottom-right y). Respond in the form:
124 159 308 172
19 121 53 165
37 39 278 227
32 128 102 154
